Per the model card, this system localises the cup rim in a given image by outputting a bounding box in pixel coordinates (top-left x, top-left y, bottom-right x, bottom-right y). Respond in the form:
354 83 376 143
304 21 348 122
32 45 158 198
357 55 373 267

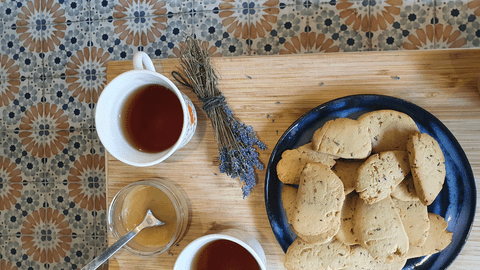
95 69 190 167
174 231 267 269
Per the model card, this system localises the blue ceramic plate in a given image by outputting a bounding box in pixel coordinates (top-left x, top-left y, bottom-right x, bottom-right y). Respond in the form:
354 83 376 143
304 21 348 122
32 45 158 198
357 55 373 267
265 94 476 269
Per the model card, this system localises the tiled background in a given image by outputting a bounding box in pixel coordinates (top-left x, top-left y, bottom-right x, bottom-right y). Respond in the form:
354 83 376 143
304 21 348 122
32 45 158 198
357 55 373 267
0 0 479 269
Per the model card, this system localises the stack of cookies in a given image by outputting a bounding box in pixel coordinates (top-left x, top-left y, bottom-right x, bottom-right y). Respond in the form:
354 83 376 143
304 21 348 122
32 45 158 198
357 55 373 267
278 110 452 270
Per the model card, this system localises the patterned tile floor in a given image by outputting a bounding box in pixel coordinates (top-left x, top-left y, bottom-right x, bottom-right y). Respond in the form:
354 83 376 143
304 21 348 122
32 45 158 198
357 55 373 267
0 0 479 269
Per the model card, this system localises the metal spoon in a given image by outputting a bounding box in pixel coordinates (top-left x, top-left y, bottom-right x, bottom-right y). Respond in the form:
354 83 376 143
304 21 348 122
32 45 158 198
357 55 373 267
82 209 164 270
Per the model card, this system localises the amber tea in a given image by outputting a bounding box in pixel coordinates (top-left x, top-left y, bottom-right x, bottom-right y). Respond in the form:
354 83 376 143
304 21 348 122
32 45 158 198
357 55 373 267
192 239 261 270
121 84 184 153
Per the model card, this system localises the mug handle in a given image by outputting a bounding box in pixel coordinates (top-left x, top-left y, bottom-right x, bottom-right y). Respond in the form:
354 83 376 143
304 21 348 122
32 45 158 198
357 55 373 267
133 52 156 72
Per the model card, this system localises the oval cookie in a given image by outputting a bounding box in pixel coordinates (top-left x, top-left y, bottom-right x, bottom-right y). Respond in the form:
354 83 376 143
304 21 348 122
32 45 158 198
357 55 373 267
354 196 409 263
292 163 344 238
358 110 419 153
356 151 411 204
285 238 351 270
407 133 446 205
311 118 372 159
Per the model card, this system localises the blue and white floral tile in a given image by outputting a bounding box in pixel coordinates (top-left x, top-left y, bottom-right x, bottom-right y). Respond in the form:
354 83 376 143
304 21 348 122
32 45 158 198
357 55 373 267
2 25 44 79
65 235 97 269
308 2 347 53
192 0 221 12
89 0 116 21
436 0 479 49
44 76 92 130
58 0 91 23
250 5 309 55
371 0 435 51
43 21 91 78
327 0 369 52
0 181 48 236
191 10 240 57
45 180 97 237
44 129 91 181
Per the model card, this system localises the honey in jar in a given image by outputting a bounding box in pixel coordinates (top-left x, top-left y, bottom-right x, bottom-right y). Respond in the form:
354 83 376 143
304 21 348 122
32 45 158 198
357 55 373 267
121 185 178 247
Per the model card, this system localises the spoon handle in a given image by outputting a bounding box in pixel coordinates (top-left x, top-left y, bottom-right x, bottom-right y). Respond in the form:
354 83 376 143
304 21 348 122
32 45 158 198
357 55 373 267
82 230 138 270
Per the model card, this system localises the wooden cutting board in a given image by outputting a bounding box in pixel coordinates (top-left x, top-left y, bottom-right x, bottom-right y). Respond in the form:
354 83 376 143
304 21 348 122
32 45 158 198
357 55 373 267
105 49 480 270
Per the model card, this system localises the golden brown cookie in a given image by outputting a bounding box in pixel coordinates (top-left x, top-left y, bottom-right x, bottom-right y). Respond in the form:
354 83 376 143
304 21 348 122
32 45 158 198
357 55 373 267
285 238 351 270
354 196 409 263
356 151 410 204
332 159 364 195
358 110 419 153
311 118 372 159
407 213 452 259
335 192 360 245
281 185 298 224
292 163 344 239
407 133 446 205
277 142 337 185
392 197 430 246
293 216 340 245
391 174 419 201
345 245 407 270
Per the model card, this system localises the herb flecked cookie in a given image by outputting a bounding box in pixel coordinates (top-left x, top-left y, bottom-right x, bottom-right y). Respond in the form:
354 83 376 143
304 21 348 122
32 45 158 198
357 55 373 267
276 142 337 185
354 196 409 263
292 163 345 241
391 174 419 201
285 238 351 270
281 185 298 224
311 118 372 159
355 151 410 204
358 110 419 153
406 133 446 205
406 213 452 259
392 197 430 246
346 245 407 270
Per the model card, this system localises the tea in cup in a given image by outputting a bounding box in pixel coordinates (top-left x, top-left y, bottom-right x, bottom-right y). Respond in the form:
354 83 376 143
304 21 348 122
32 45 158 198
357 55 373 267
95 52 197 166
174 229 267 270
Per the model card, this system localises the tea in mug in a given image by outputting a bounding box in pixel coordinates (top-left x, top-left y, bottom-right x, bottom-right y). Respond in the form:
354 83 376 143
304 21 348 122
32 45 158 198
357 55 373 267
121 84 184 153
192 239 261 270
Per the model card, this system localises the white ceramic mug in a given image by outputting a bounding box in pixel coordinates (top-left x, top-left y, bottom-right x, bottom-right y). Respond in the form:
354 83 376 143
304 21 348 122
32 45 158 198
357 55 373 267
95 52 197 167
174 229 267 270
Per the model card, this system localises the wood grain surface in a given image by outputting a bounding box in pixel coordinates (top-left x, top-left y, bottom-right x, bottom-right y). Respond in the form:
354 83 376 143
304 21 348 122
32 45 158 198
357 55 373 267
105 49 480 269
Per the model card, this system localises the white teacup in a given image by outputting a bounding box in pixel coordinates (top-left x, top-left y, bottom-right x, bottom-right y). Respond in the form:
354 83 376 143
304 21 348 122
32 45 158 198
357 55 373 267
174 229 267 270
95 52 197 167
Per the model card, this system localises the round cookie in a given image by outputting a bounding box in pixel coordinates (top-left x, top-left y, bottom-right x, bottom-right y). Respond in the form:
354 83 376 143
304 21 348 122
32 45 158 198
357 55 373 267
357 110 419 153
311 118 372 159
347 245 407 270
406 213 452 259
406 133 446 206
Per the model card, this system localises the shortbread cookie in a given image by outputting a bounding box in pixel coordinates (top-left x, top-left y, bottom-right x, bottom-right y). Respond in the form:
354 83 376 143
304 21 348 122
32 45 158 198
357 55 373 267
346 245 407 270
336 192 360 245
311 118 372 159
292 163 344 238
391 174 419 201
407 133 446 205
293 216 340 245
356 151 410 204
285 238 351 270
277 142 337 185
392 198 430 246
355 196 409 263
332 159 364 195
407 213 452 259
358 110 419 153
281 185 298 224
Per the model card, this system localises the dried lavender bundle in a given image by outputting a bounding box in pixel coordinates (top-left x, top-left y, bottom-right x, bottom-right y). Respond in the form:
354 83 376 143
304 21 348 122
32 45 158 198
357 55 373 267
175 37 266 198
